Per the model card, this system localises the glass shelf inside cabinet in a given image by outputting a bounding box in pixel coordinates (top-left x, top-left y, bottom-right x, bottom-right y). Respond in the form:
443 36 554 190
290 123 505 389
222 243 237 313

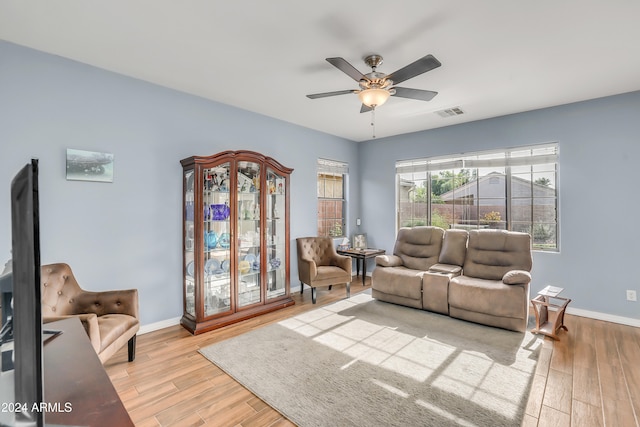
237 160 262 307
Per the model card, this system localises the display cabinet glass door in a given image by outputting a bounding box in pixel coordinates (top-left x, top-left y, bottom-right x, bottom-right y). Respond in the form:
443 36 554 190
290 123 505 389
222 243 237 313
237 161 262 307
266 167 287 299
203 163 232 316
184 169 196 317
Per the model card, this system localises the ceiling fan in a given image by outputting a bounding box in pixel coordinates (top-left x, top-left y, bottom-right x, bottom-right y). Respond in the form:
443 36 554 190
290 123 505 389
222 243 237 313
306 54 442 112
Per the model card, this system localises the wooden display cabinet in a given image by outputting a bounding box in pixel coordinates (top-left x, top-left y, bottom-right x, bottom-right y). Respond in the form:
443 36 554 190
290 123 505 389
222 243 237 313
180 150 294 334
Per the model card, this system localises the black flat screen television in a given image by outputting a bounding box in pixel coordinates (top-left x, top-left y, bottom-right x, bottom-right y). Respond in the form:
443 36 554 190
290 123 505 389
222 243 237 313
0 159 44 427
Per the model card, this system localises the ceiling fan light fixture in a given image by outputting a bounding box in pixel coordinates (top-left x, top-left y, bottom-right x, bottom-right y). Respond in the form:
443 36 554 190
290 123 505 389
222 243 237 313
358 88 391 108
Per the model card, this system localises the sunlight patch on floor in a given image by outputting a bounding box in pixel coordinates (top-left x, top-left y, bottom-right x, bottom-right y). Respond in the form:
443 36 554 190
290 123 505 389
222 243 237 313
280 292 534 422
432 351 525 419
370 378 410 398
415 399 479 427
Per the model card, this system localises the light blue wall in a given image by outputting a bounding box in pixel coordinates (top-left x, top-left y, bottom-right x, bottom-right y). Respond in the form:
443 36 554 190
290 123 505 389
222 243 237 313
0 41 360 326
359 91 640 320
2 40 639 326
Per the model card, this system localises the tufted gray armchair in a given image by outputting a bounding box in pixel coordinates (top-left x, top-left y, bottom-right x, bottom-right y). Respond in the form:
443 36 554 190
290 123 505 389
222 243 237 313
296 237 352 304
40 263 139 363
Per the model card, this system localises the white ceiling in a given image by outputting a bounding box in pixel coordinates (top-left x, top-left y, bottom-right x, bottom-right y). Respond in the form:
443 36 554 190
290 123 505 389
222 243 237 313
2 1 639 142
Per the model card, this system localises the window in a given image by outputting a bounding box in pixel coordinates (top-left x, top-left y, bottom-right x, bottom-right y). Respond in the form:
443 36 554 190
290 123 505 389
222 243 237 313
317 158 348 237
396 143 559 251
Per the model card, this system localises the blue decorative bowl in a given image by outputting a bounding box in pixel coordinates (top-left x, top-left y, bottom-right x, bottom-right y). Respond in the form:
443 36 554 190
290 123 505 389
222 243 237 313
211 204 230 220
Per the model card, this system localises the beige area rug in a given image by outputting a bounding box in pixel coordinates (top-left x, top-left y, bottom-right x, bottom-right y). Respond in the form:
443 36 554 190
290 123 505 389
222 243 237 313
199 292 542 427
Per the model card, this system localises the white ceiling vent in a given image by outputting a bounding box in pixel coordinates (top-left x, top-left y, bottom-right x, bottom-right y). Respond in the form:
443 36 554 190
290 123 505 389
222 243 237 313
435 107 465 118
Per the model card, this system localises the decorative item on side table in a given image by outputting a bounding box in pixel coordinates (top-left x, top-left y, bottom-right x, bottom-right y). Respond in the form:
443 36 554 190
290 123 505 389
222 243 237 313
337 237 350 252
531 285 571 340
353 233 367 250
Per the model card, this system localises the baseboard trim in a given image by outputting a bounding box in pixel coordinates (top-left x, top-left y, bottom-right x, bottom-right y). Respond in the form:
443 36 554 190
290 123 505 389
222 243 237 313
139 316 181 335
137 303 639 336
566 307 640 328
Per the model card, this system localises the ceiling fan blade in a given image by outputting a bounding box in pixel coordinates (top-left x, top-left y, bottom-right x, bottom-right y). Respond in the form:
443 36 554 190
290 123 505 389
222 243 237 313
306 89 356 99
326 57 369 82
387 54 441 85
360 104 373 113
392 87 438 101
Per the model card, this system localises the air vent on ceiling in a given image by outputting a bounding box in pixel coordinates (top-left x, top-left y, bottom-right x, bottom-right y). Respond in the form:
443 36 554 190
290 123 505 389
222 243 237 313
435 107 465 118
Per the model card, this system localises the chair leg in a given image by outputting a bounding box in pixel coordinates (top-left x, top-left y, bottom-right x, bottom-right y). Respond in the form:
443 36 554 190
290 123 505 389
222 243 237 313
128 335 137 362
311 287 317 304
300 282 304 294
328 285 332 291
346 282 351 299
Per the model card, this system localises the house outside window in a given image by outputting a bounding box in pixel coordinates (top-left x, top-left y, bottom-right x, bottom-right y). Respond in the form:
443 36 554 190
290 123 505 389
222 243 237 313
396 143 559 251
317 158 348 237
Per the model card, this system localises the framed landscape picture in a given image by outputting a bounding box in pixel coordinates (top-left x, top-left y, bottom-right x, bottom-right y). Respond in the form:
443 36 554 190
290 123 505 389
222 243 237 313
66 149 114 182
353 233 367 249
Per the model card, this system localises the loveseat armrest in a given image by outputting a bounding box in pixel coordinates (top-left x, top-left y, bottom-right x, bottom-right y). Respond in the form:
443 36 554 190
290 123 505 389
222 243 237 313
75 289 139 319
376 254 403 267
44 313 101 352
502 270 532 285
429 263 462 275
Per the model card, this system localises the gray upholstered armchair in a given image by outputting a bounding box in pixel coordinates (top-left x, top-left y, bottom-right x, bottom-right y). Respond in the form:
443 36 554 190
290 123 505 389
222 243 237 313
40 263 140 363
296 237 352 304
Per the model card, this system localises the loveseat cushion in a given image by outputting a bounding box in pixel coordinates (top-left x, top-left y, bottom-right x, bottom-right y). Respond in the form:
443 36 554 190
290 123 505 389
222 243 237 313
449 275 527 319
463 230 532 280
439 229 468 266
371 266 423 301
393 226 444 271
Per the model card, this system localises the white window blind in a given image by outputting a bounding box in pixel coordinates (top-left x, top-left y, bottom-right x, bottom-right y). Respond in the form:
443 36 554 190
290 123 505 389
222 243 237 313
396 143 558 174
318 158 349 175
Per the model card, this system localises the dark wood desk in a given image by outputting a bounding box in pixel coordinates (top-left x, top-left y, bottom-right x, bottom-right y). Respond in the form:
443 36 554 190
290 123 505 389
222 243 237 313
44 318 134 427
337 248 385 285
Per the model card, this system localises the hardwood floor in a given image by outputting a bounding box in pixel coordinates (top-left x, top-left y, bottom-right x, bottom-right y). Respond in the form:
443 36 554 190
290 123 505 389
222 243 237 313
104 279 640 427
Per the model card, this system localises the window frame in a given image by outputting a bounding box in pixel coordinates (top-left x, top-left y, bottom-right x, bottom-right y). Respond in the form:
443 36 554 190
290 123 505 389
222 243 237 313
317 158 348 238
395 143 559 252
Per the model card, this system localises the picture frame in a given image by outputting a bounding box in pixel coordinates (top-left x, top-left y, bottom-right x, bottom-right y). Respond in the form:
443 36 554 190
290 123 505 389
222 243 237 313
66 148 114 182
353 233 367 250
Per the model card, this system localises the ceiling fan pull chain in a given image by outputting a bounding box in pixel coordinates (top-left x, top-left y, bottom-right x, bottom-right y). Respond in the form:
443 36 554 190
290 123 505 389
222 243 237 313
371 108 376 139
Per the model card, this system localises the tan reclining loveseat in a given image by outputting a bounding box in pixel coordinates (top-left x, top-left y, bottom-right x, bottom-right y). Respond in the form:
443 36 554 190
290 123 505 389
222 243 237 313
41 263 140 363
372 227 532 332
